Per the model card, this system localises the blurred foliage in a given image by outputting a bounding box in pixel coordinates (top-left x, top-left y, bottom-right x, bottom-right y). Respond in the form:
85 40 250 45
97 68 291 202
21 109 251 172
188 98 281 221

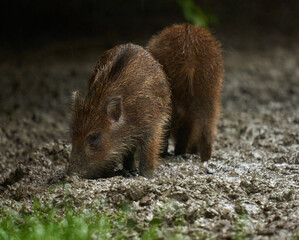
176 0 216 27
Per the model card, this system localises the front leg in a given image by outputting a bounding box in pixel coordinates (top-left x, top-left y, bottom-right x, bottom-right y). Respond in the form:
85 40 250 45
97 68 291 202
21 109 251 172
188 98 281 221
123 149 136 171
122 149 140 177
138 132 160 178
160 126 170 158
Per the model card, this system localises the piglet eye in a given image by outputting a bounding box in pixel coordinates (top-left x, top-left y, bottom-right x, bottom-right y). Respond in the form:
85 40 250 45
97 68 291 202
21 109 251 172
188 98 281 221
87 132 102 148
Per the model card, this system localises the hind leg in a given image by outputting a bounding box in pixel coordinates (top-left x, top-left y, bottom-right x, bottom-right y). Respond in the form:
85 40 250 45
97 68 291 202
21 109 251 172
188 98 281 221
189 112 217 161
174 117 193 155
197 124 214 161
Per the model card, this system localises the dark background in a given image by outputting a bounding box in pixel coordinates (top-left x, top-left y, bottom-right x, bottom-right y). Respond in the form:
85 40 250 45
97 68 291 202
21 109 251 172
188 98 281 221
1 0 298 51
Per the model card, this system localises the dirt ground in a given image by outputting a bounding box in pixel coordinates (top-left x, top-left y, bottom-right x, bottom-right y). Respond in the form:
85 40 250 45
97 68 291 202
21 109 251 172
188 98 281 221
0 32 298 239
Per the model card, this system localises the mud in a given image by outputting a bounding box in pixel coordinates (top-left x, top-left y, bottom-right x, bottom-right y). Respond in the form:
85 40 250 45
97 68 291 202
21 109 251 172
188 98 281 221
0 34 298 239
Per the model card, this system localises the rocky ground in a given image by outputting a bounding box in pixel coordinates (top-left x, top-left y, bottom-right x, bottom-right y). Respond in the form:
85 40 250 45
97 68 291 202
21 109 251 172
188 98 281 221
0 32 298 239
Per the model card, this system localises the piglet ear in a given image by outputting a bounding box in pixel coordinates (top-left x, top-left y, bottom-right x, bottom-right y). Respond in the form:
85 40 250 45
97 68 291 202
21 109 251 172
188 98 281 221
106 96 122 124
72 90 83 110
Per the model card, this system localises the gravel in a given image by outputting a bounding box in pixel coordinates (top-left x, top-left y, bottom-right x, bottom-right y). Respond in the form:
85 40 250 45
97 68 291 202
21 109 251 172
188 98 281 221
0 34 298 239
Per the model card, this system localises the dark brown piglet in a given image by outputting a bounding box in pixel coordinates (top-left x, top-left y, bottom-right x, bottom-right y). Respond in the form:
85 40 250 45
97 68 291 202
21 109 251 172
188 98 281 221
147 23 224 161
69 44 171 178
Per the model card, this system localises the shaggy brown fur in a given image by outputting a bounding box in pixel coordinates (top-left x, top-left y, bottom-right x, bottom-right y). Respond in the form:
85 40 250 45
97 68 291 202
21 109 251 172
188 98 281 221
69 44 171 178
147 23 224 161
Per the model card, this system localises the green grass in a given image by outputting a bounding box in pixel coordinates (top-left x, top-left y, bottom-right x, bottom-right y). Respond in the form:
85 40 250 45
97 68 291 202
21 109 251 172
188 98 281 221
1 199 261 239
232 214 254 240
0 201 113 240
0 200 194 240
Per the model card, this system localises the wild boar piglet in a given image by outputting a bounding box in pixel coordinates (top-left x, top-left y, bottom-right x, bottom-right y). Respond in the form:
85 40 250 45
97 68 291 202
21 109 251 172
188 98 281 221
147 23 224 160
69 43 171 178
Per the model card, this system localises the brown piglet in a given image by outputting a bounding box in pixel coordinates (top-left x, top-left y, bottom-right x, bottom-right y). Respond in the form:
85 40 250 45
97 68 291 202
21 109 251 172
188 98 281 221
69 44 171 178
147 23 224 161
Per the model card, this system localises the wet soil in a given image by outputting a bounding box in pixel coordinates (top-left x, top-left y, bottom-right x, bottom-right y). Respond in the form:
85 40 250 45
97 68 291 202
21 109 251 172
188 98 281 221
0 33 298 239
